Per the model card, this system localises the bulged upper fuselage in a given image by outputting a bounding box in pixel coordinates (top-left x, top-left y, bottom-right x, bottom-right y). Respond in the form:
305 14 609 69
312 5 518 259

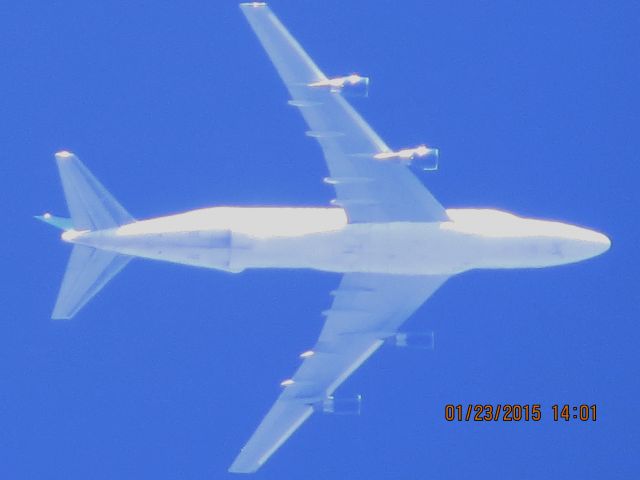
62 207 611 276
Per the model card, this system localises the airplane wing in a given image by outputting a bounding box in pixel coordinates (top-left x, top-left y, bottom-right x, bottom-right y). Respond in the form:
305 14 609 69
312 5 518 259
240 3 447 224
229 273 448 473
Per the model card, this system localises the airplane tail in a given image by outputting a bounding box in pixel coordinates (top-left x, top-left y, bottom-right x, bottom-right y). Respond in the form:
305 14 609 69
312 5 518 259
39 151 135 319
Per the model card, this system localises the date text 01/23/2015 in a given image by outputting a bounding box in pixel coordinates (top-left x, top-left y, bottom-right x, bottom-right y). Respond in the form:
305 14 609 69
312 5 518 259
444 404 597 422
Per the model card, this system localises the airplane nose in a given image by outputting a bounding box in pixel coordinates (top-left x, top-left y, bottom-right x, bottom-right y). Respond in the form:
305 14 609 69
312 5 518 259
566 227 611 261
579 227 611 255
591 230 611 253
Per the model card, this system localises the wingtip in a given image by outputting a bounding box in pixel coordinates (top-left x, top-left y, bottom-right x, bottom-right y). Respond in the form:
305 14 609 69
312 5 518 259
239 2 268 8
55 150 76 160
51 305 74 320
228 464 259 474
228 450 261 474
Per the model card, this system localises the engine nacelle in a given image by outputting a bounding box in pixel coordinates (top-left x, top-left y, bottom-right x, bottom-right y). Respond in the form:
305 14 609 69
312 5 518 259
308 74 370 97
391 331 435 350
318 394 363 415
374 145 439 171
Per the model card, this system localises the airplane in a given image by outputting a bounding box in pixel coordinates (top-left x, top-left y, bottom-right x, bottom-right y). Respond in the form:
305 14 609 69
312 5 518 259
37 2 611 474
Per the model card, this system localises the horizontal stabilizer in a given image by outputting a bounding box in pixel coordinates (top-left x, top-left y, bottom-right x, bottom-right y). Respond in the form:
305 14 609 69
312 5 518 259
56 151 134 231
52 245 131 320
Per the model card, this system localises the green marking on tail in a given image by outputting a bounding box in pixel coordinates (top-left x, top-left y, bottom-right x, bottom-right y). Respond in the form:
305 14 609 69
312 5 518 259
35 213 74 231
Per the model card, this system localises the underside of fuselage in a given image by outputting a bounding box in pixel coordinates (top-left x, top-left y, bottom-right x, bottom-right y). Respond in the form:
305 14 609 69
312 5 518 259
40 152 609 321
65 206 611 276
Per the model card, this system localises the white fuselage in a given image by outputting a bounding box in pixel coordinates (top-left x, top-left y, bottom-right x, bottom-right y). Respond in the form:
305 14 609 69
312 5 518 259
62 207 611 275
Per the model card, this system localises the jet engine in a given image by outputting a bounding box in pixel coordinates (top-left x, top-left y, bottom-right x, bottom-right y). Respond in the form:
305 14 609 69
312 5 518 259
374 145 439 171
308 74 370 97
317 394 363 415
390 331 435 350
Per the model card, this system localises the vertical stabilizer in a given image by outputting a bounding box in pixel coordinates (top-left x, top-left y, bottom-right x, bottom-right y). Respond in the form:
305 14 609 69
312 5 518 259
55 151 134 231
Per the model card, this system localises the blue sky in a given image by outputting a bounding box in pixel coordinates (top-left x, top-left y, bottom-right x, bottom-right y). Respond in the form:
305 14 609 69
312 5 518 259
2 1 639 478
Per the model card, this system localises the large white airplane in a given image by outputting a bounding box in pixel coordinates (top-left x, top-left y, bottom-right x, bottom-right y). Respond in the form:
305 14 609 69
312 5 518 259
38 2 610 474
